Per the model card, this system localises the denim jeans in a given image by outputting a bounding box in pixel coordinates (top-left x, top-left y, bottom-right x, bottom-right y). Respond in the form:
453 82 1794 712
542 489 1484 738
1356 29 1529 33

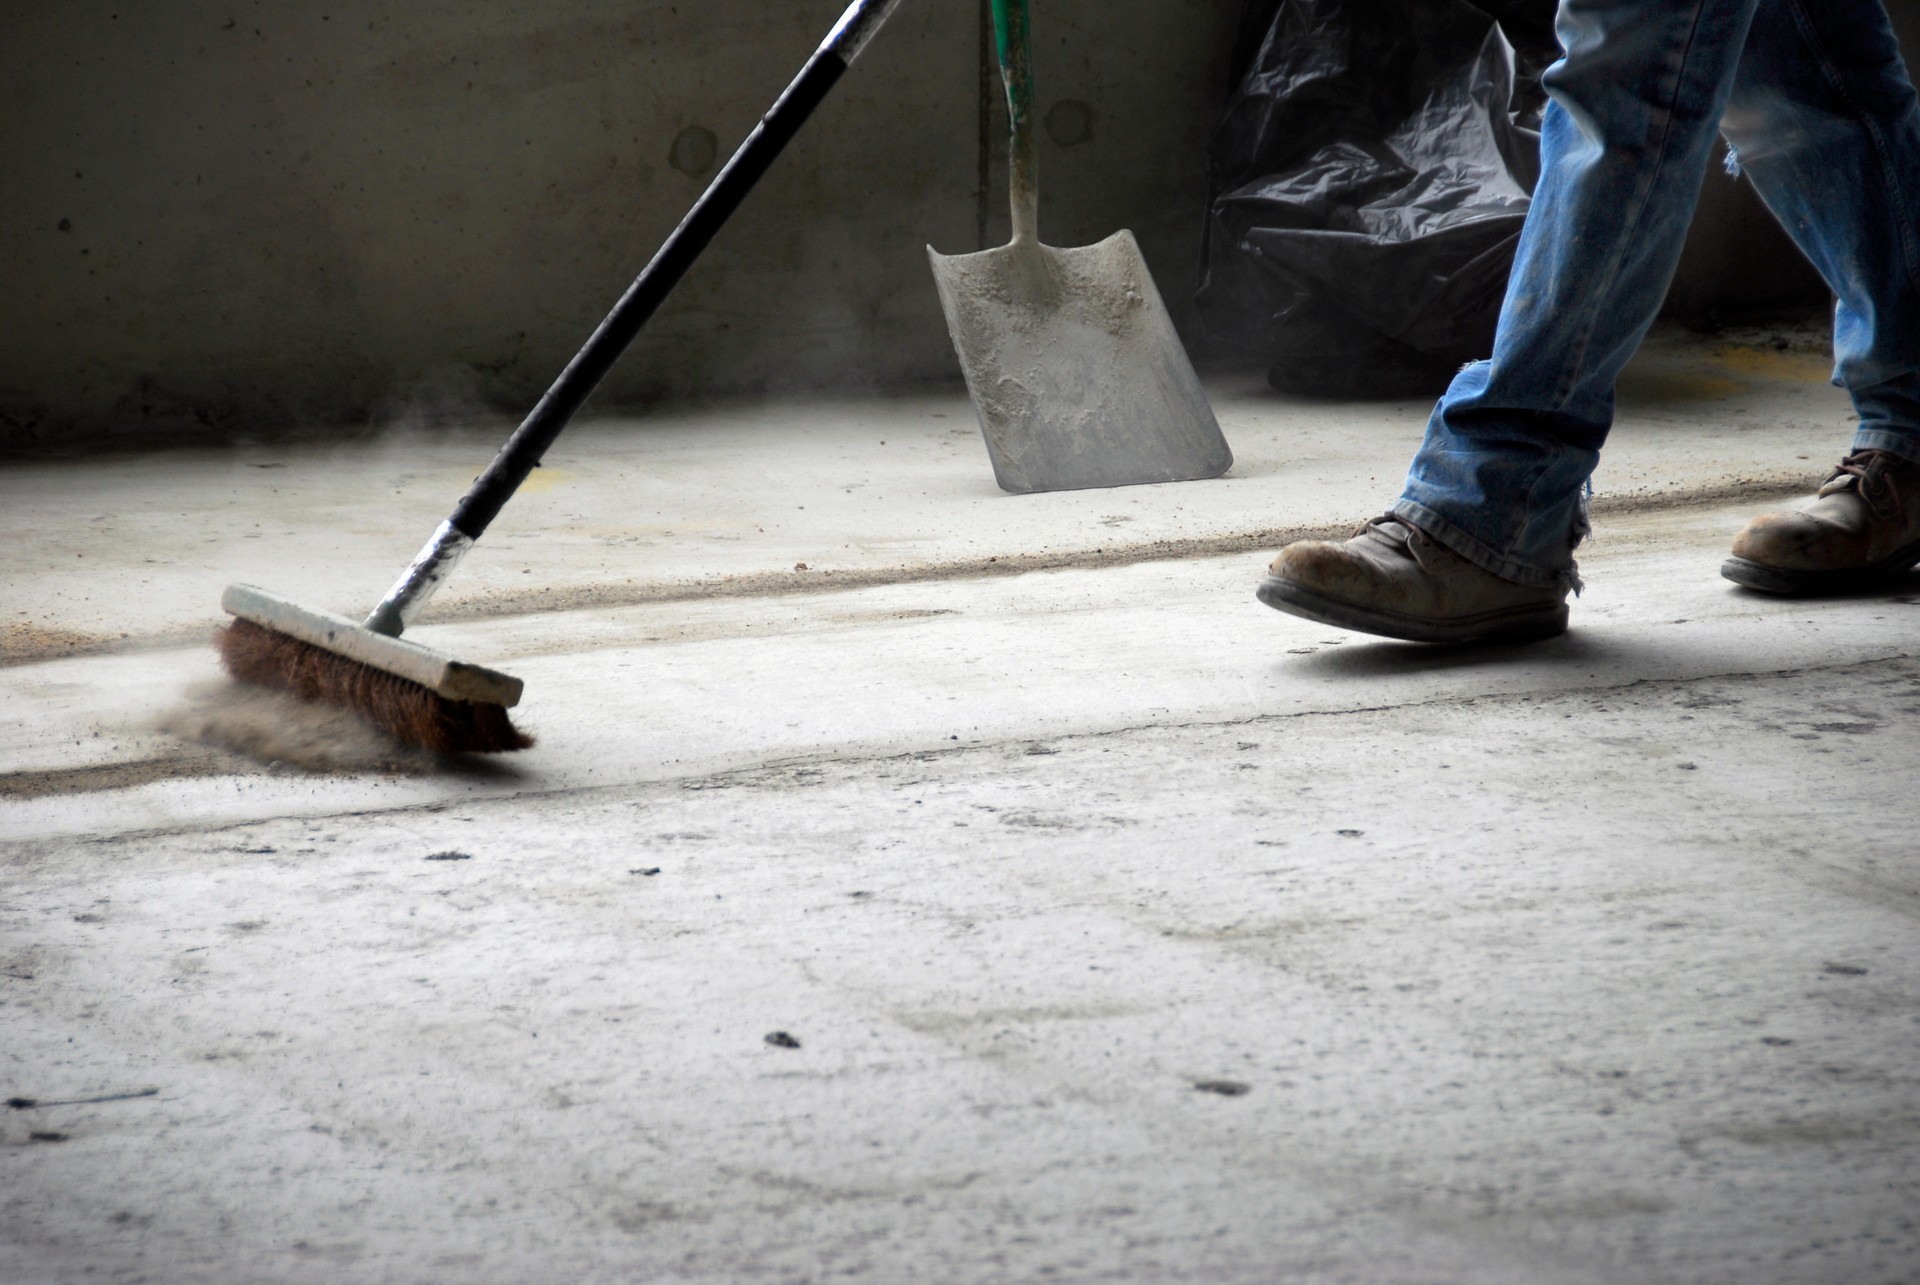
1394 0 1920 590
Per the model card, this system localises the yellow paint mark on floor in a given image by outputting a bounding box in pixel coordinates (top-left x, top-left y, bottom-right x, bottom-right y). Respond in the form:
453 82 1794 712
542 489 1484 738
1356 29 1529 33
1617 342 1832 405
514 467 575 495
1617 366 1745 403
578 519 759 539
1709 345 1833 383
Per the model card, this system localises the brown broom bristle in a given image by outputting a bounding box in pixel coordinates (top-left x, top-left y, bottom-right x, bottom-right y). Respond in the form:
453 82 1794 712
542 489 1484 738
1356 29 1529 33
215 618 533 755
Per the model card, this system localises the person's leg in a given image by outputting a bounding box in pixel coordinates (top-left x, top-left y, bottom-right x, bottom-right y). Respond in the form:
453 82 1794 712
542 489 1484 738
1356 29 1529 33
1722 0 1920 460
1394 0 1765 592
1262 0 1766 642
1719 0 1920 591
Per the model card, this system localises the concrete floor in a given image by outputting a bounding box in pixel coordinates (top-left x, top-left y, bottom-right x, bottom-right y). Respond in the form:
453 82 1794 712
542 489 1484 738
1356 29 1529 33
4 324 1918 1283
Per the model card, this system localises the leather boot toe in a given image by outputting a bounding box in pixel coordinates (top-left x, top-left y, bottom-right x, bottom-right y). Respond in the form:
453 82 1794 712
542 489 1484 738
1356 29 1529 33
1723 451 1920 593
1259 515 1569 644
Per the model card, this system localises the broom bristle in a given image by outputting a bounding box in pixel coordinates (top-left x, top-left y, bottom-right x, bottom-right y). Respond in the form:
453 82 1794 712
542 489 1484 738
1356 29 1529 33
216 618 533 755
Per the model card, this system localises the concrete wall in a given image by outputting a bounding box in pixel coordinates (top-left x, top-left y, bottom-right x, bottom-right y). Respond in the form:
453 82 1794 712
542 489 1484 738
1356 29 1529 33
0 0 1239 442
3 1 1916 444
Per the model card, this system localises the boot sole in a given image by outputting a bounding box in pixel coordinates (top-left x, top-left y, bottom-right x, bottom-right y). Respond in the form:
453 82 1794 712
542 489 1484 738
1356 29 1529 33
1255 577 1569 645
1721 536 1920 595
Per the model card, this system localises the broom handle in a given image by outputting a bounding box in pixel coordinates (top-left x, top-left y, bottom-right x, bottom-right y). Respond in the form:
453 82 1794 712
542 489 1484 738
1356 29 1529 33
366 0 906 638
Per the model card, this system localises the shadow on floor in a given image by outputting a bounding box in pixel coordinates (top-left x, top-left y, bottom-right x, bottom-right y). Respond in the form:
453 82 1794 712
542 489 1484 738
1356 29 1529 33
1284 573 1920 681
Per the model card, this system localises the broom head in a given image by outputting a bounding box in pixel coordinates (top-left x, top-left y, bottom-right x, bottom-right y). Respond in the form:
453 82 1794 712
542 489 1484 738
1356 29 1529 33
217 584 532 755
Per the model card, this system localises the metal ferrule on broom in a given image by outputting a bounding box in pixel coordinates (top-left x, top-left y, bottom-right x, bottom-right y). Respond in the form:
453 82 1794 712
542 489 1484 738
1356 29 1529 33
824 0 902 62
363 519 475 638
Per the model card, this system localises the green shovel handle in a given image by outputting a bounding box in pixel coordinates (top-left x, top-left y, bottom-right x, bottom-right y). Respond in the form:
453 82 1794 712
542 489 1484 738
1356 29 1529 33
992 0 1038 243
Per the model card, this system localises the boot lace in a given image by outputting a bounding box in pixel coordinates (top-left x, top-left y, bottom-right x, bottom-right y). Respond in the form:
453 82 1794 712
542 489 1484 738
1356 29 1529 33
1354 514 1440 571
1826 450 1905 520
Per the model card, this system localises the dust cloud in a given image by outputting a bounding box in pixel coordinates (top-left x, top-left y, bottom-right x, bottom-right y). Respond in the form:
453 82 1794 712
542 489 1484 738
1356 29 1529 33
156 681 439 774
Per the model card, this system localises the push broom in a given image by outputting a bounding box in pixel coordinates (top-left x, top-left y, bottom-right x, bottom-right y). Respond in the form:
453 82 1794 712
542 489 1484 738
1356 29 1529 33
218 0 905 754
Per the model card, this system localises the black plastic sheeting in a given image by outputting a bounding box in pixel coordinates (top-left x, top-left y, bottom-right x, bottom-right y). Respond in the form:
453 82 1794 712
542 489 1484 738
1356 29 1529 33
1199 0 1560 397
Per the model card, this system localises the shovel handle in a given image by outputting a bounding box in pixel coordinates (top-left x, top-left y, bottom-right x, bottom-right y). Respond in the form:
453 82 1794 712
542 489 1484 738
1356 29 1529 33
991 0 1038 243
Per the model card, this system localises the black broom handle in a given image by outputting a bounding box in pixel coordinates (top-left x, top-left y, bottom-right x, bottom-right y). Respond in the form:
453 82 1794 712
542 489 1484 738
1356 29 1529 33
366 0 904 637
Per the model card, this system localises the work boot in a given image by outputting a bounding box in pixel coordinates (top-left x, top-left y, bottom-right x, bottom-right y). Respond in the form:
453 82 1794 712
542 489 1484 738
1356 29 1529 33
1257 514 1569 643
1722 450 1920 593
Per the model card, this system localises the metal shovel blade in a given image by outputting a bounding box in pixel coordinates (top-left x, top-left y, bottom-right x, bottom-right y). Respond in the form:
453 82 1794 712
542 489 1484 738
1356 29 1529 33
928 229 1232 495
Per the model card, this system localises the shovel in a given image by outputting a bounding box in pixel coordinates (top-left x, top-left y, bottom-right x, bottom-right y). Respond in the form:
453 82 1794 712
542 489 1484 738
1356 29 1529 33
928 0 1232 495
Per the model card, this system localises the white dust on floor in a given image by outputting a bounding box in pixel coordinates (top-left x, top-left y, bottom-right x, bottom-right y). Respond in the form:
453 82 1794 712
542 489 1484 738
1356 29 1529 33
155 681 439 775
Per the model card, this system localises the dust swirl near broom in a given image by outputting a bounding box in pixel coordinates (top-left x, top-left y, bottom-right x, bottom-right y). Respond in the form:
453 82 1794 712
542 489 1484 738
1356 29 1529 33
205 619 532 760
